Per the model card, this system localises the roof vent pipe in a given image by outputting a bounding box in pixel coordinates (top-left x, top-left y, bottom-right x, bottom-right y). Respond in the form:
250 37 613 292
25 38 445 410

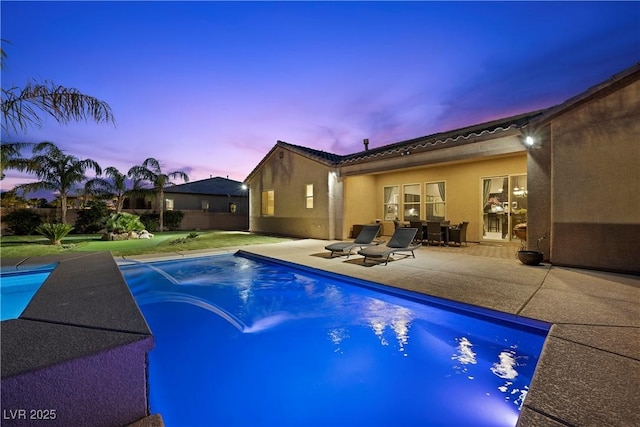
363 138 369 151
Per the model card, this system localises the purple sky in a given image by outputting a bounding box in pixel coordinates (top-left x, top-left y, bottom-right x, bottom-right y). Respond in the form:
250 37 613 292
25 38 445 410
1 1 639 194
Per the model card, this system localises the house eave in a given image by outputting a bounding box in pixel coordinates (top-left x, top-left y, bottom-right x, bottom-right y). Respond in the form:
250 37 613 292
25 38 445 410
339 127 527 176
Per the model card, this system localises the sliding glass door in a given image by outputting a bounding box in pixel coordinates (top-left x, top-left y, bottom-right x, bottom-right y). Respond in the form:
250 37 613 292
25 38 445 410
510 175 528 240
481 175 527 241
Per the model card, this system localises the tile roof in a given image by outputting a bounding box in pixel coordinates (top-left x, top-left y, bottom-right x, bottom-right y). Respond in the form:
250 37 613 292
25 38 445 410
275 141 344 165
276 109 546 167
533 61 640 125
338 109 545 165
246 61 639 181
164 176 247 197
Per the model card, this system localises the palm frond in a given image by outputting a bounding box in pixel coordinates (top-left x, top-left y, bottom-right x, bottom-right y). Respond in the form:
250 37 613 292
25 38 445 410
1 80 115 134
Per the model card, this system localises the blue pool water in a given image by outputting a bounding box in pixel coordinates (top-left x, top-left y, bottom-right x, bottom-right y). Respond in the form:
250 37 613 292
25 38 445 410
1 265 56 321
120 253 548 427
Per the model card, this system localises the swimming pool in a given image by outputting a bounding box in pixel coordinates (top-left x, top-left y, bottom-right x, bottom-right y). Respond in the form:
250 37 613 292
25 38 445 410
120 252 548 427
1 265 56 321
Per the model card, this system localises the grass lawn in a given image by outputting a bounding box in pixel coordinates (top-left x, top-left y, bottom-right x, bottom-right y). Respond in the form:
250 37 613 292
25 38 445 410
0 230 295 258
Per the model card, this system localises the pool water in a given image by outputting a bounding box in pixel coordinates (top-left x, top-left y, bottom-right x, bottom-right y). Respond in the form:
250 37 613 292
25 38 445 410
120 253 548 427
1 265 55 321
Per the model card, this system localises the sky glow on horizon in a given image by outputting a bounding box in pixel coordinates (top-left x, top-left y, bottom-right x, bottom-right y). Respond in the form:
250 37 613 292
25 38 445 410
1 1 639 195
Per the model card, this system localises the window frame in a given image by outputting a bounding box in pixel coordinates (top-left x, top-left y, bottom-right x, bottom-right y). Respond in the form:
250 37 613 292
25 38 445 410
383 185 400 221
402 183 421 221
425 181 446 221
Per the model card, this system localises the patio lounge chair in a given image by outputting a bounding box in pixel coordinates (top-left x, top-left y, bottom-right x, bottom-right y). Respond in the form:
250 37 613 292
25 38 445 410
357 228 420 265
325 224 382 258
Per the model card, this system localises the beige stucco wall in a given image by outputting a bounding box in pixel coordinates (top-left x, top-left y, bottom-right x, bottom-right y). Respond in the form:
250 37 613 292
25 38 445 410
247 147 333 239
548 77 640 273
341 175 378 238
526 124 552 257
342 153 527 241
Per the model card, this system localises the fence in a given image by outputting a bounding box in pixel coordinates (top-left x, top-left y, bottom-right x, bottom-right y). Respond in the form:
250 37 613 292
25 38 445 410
0 208 249 234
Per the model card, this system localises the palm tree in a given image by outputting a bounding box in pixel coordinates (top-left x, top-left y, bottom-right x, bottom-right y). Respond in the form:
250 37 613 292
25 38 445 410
85 166 130 213
128 158 188 231
1 141 58 180
16 142 102 224
1 142 30 179
1 43 115 134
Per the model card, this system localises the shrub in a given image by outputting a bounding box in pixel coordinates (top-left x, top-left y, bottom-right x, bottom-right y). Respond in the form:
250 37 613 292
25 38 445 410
2 209 43 235
36 223 74 245
164 210 185 230
139 213 160 232
170 232 198 245
139 211 184 231
74 201 110 234
105 212 145 234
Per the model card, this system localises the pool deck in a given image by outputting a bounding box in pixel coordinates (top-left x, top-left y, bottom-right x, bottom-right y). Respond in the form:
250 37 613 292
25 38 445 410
3 239 637 426
123 239 640 427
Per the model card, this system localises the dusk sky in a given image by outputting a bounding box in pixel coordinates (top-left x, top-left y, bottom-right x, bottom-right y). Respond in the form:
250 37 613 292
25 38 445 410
1 1 639 195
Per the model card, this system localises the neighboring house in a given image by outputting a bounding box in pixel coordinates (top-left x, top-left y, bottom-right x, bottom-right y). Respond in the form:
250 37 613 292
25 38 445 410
245 62 640 274
162 176 249 231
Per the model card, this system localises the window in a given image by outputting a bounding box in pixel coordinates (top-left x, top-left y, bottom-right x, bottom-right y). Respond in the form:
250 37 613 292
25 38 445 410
165 198 174 211
403 184 421 221
305 184 314 209
425 181 446 221
201 200 209 211
383 186 399 220
261 190 274 216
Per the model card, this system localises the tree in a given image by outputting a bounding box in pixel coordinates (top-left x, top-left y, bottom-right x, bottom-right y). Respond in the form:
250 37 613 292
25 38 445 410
128 158 188 231
74 200 110 234
1 42 114 134
2 80 115 134
16 142 102 224
1 43 114 177
85 166 130 213
0 189 29 208
1 141 37 180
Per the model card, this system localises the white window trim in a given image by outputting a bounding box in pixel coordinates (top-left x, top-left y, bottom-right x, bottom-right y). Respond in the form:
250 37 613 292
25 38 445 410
383 185 400 221
402 183 421 221
425 180 446 220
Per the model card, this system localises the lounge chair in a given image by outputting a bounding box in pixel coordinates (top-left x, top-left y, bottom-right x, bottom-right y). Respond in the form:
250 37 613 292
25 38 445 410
357 228 420 265
325 224 381 258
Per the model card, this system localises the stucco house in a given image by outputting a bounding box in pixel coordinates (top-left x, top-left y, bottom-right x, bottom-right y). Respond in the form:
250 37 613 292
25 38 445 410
245 62 639 274
160 176 249 230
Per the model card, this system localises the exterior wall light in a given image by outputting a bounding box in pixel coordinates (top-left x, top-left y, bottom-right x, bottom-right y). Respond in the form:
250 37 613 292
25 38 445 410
525 136 535 146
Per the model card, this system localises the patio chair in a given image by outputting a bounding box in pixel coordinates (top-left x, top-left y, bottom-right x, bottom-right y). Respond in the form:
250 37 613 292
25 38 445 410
409 221 425 244
426 221 445 246
357 228 420 265
448 221 469 246
325 224 381 258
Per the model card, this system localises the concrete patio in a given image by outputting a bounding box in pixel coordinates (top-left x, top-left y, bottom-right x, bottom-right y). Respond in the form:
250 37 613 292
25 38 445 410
134 239 639 426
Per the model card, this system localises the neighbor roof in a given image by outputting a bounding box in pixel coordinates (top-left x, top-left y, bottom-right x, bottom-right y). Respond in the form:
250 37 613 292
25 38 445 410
164 177 246 197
